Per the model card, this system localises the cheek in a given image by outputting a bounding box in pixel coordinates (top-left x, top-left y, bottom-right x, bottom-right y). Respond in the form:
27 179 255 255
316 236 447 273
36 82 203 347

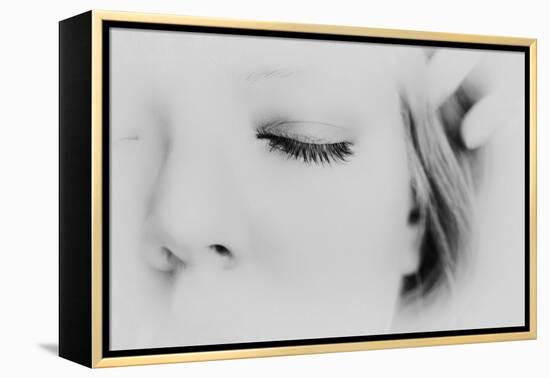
248 110 411 313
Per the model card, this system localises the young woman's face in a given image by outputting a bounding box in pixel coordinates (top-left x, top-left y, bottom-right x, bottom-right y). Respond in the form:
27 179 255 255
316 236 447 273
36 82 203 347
110 29 424 349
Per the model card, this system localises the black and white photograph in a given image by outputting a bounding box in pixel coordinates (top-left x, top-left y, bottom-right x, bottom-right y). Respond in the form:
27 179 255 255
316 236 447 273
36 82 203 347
4 0 547 375
106 22 529 353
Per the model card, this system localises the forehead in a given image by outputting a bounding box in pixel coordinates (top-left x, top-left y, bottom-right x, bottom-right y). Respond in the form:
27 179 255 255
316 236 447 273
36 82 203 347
110 28 427 90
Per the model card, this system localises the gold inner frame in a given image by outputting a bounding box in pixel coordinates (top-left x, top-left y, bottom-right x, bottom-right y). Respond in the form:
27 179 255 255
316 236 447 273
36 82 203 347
90 9 537 368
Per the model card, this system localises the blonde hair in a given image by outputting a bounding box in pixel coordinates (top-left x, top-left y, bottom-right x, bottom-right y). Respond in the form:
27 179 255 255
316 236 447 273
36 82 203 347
399 80 476 304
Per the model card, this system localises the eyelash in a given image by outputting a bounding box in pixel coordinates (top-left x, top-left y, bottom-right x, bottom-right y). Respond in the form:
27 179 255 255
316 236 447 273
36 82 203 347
117 125 355 165
256 129 354 165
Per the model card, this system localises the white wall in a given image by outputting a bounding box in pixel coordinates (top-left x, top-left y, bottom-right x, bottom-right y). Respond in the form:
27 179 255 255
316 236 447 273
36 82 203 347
1 0 546 376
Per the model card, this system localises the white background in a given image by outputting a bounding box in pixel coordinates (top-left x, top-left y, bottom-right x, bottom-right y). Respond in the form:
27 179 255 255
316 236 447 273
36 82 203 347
0 0 546 376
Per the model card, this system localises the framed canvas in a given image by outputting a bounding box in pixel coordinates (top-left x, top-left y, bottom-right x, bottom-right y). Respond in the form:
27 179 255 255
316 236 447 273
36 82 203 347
59 10 537 368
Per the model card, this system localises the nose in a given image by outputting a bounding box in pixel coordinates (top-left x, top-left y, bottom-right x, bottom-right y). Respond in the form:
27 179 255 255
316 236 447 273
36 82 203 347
141 132 246 274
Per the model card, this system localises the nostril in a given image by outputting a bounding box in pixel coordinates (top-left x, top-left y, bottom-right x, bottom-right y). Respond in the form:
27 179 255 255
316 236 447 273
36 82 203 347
159 246 184 271
210 244 232 258
142 245 185 274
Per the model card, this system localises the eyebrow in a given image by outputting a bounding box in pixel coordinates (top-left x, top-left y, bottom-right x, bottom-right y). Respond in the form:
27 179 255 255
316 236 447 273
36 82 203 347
242 67 300 84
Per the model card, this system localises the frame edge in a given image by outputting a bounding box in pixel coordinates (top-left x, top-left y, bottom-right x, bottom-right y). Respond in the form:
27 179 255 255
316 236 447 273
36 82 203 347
59 10 94 369
87 9 538 368
91 9 104 369
528 38 537 340
91 8 535 46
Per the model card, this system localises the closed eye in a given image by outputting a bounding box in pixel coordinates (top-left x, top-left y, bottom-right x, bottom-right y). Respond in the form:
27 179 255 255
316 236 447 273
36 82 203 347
256 129 354 165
